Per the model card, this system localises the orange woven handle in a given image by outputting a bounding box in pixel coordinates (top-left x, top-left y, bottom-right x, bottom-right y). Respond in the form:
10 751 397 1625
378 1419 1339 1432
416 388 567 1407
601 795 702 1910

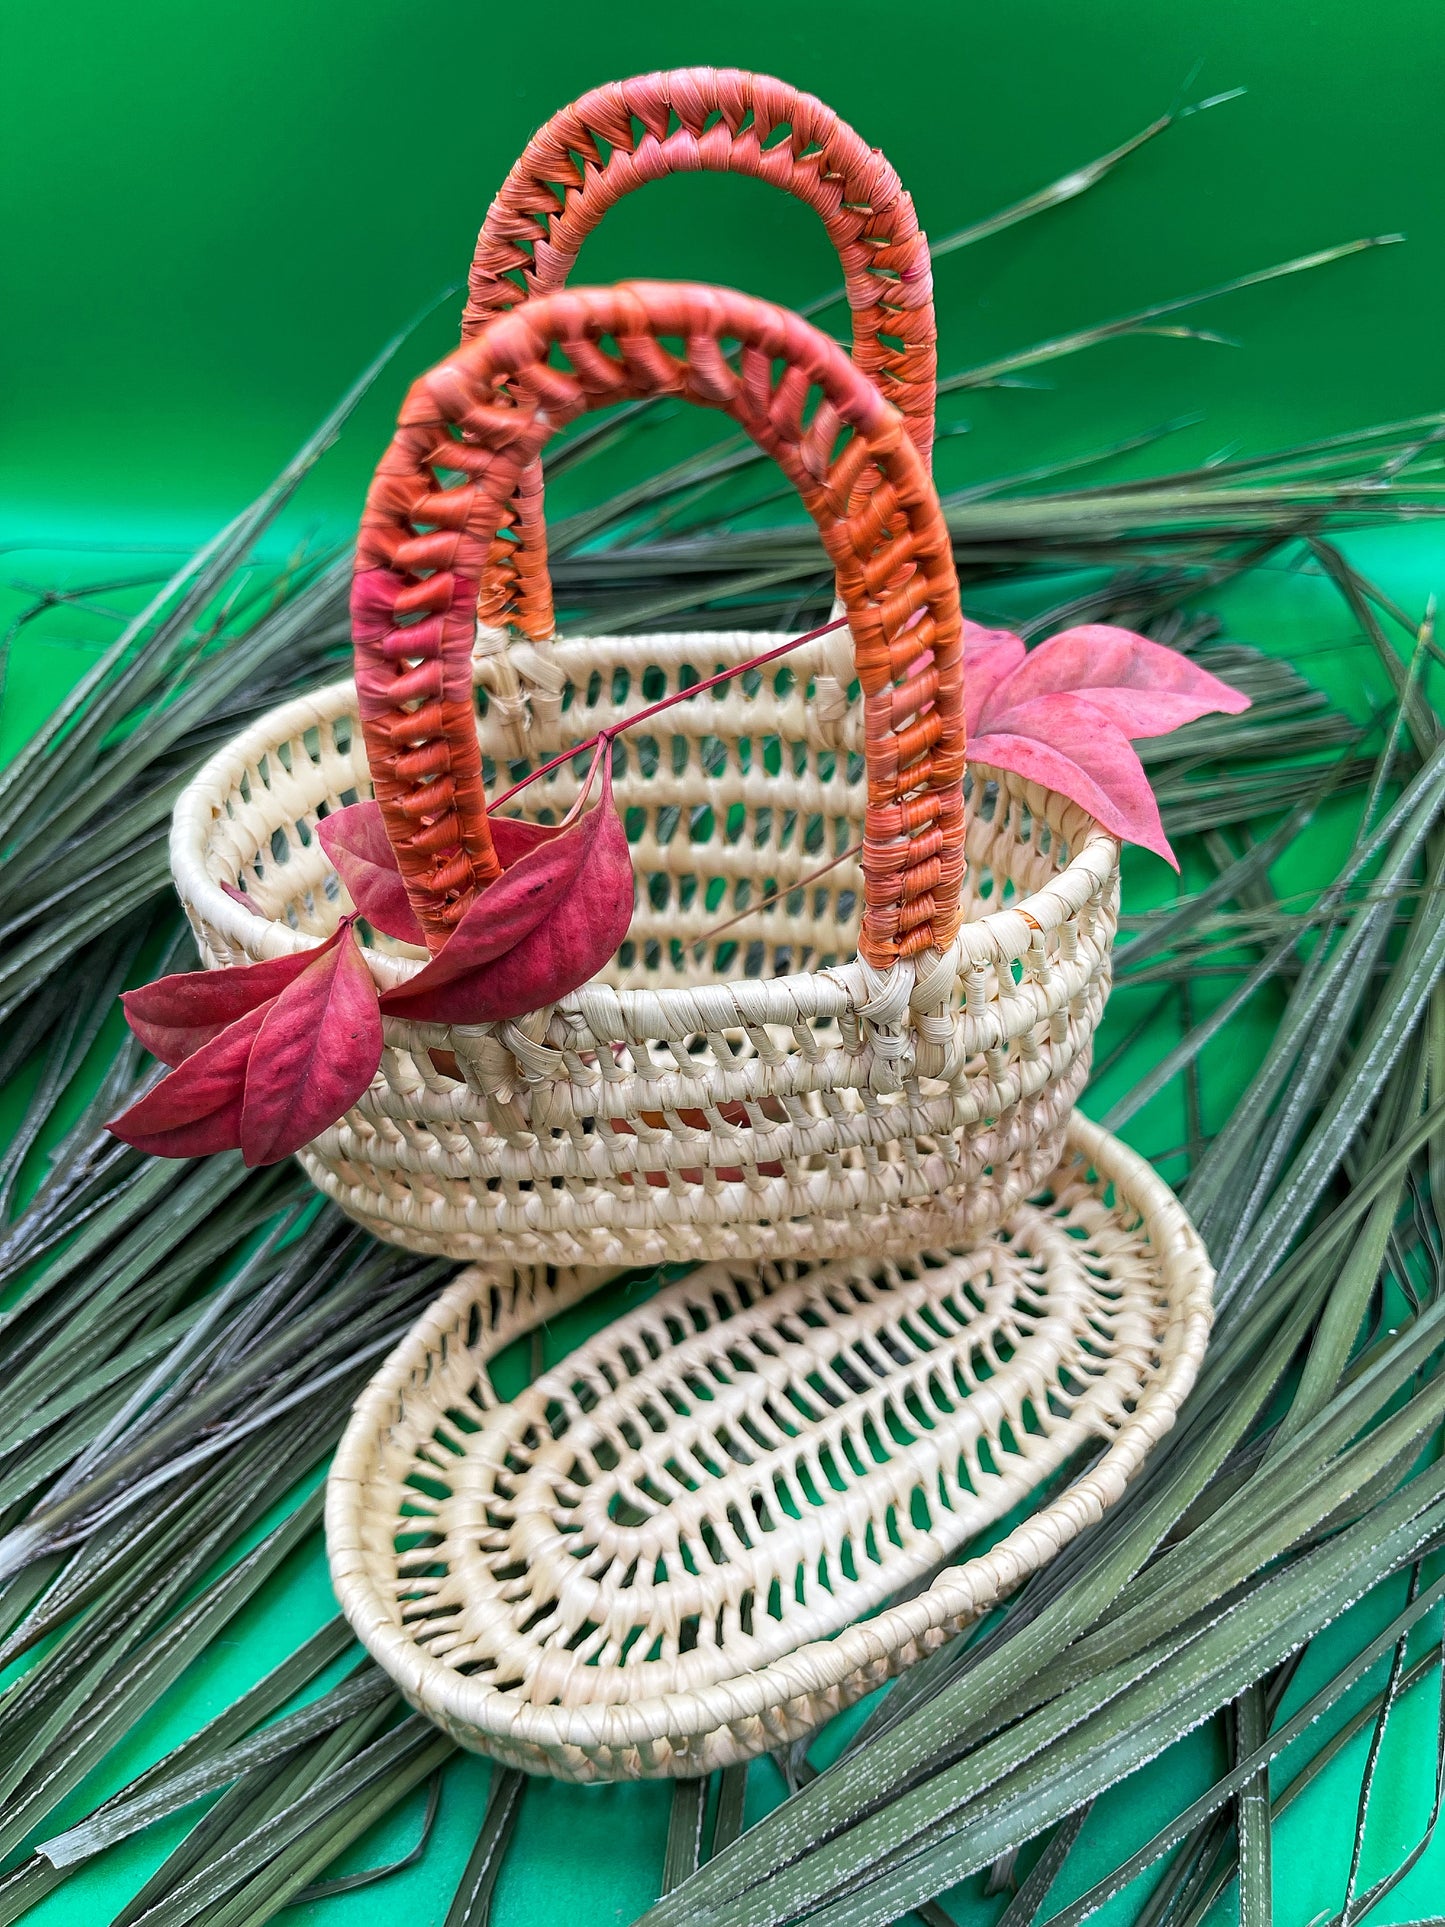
353 282 964 971
463 68 937 640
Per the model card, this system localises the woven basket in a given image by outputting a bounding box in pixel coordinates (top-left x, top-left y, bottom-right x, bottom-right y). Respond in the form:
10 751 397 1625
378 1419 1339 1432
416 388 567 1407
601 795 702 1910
326 1112 1211 1780
169 72 1121 1268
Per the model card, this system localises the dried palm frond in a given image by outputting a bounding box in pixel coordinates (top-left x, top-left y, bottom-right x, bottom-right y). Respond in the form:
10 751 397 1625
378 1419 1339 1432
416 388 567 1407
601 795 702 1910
2 100 1444 1925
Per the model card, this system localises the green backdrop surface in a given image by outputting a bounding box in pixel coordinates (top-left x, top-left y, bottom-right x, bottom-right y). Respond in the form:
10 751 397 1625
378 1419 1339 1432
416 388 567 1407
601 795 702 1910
5 2 1445 1924
5 0 1445 549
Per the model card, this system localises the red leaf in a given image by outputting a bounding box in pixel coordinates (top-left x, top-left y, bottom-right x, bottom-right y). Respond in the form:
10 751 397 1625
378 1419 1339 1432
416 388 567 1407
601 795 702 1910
318 801 564 945
962 619 1027 733
973 694 1178 867
979 623 1251 738
107 1000 275 1157
122 946 324 1066
490 814 568 865
239 920 384 1166
961 617 1252 863
317 803 427 946
380 764 634 1024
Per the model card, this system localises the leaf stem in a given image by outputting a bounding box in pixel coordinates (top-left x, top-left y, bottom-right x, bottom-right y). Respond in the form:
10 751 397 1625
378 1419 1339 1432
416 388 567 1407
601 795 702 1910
488 616 848 811
690 843 864 954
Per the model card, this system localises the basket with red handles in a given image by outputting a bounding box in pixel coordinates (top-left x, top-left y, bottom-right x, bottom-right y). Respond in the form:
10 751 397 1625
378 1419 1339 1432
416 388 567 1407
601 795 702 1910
150 69 1245 1269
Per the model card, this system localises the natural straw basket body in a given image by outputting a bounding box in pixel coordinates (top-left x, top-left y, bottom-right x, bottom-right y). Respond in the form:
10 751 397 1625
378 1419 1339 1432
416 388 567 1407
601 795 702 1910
170 74 1121 1267
327 1113 1212 1780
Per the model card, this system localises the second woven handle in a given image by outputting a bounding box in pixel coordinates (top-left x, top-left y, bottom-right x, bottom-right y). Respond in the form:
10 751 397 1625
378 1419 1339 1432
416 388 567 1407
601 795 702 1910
353 281 964 969
464 68 937 639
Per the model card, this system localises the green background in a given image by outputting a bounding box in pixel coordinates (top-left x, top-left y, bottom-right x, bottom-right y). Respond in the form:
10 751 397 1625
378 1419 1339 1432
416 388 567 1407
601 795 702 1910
5 0 1445 1922
6 0 1445 549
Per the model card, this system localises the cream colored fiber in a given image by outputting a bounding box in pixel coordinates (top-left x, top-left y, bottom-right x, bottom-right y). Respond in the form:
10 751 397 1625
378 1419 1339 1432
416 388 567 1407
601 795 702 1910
325 1111 1212 1781
170 627 1121 1268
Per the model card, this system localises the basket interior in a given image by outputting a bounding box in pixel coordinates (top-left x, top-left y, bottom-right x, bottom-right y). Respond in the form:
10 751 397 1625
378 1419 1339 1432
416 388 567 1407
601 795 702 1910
215 631 1088 998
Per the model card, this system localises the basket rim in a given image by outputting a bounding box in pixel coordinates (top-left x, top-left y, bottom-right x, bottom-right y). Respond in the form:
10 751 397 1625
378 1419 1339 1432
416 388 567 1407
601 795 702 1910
324 1111 1212 1754
169 652 1121 1022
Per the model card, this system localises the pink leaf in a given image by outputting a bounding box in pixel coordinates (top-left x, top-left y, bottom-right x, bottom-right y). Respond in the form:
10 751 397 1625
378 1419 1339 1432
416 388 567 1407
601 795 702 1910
961 619 1027 734
973 692 1178 867
318 801 564 945
979 623 1251 738
490 814 568 865
221 881 261 914
381 764 634 1024
107 1000 275 1157
239 920 384 1167
317 803 427 946
121 947 324 1066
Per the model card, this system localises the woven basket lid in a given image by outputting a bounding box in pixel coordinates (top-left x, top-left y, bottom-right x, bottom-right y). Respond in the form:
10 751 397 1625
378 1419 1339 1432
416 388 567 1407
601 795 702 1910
328 1114 1212 1779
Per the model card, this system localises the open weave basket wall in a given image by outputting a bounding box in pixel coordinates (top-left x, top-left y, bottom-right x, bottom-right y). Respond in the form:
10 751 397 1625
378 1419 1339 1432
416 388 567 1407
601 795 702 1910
171 649 1118 1266
326 1113 1212 1780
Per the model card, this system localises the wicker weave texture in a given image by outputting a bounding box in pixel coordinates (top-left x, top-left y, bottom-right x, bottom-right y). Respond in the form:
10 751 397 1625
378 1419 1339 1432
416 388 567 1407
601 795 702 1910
354 281 964 967
326 1112 1212 1780
168 78 1120 1269
170 628 1118 1268
462 67 936 642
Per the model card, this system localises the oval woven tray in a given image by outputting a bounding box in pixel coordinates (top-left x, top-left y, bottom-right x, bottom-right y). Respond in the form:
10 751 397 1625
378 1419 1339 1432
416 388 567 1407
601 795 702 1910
327 1117 1209 1772
328 1114 1210 1780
